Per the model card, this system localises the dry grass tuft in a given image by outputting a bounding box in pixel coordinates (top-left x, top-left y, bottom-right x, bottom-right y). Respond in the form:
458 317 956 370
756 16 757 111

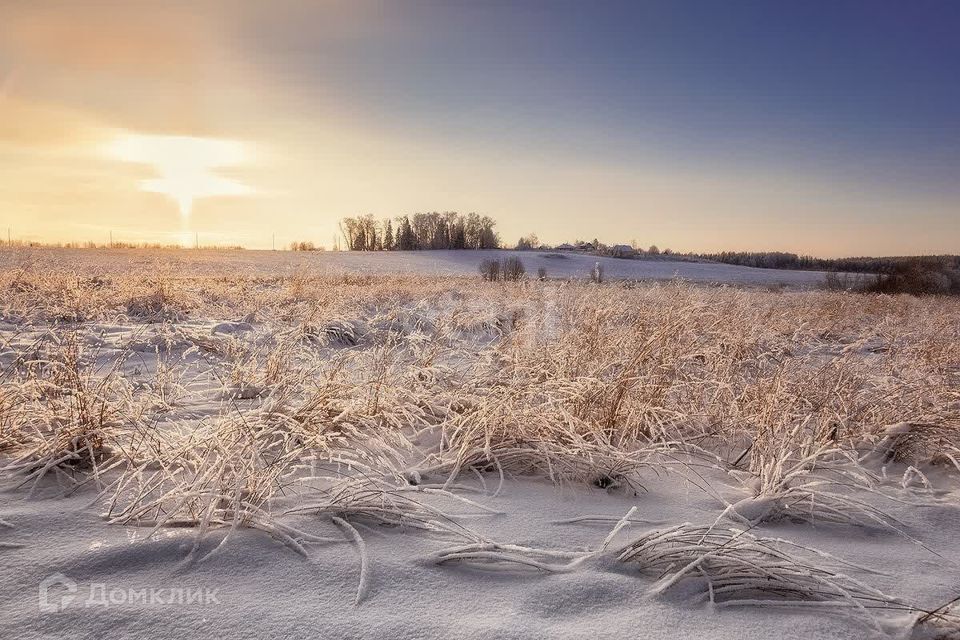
618 523 898 620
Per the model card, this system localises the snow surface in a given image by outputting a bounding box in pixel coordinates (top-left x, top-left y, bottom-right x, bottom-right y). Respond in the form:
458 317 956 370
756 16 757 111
0 250 953 640
2 465 958 639
0 247 837 287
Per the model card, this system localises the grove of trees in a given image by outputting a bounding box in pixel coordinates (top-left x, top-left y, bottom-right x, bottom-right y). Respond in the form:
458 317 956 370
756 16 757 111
340 212 500 251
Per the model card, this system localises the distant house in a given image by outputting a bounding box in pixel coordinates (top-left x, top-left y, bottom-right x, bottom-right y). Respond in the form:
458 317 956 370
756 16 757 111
575 241 594 252
611 244 637 258
555 243 576 251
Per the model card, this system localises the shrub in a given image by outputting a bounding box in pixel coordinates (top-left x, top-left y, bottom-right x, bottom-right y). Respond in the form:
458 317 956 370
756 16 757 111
501 256 526 282
868 261 958 295
479 258 501 282
289 241 322 252
537 267 547 281
824 260 959 296
479 257 526 282
824 271 859 291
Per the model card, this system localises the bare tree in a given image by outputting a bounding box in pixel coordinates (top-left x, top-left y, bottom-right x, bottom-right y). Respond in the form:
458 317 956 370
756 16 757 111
516 233 539 250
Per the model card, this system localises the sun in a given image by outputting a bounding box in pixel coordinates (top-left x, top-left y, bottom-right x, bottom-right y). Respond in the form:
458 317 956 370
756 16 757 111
105 133 252 219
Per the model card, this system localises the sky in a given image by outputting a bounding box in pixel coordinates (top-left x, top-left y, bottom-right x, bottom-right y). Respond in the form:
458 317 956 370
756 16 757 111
1 0 958 256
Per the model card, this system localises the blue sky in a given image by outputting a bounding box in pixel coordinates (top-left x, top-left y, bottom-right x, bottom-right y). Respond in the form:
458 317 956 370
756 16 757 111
252 0 960 184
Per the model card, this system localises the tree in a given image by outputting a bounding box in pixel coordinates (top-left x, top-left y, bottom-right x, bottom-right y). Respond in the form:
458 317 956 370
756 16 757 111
450 219 467 249
465 213 482 249
396 215 415 250
516 233 539 250
478 216 499 249
340 217 359 250
360 214 378 251
383 219 394 250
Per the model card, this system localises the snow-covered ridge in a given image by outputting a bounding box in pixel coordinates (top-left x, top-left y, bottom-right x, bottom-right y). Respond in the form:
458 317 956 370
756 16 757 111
0 247 836 287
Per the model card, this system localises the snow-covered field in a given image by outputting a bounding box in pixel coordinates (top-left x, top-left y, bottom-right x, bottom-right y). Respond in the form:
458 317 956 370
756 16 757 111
1 250 958 639
0 247 838 287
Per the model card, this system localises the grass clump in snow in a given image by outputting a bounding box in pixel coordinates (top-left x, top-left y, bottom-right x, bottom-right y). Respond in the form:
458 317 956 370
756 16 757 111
617 522 899 624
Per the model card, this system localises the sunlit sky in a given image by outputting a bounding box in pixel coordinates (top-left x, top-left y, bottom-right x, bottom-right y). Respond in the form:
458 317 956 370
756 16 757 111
1 0 958 256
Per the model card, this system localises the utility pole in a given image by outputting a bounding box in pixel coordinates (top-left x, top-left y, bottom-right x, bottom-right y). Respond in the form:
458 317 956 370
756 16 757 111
109 230 113 248
6 227 10 246
195 232 199 249
272 233 275 251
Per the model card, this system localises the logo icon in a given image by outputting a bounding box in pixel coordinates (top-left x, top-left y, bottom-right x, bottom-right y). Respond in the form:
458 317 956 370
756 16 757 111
39 573 77 613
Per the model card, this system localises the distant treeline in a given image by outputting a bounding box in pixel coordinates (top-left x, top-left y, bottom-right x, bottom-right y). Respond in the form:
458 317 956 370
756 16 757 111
693 251 960 274
0 239 245 250
700 251 960 295
340 212 500 251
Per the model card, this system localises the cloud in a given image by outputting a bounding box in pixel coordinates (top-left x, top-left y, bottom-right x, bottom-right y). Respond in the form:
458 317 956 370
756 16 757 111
0 3 209 78
0 3 240 139
0 96 107 149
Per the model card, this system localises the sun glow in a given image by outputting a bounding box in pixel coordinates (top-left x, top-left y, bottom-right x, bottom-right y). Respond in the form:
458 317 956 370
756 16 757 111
106 133 253 219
